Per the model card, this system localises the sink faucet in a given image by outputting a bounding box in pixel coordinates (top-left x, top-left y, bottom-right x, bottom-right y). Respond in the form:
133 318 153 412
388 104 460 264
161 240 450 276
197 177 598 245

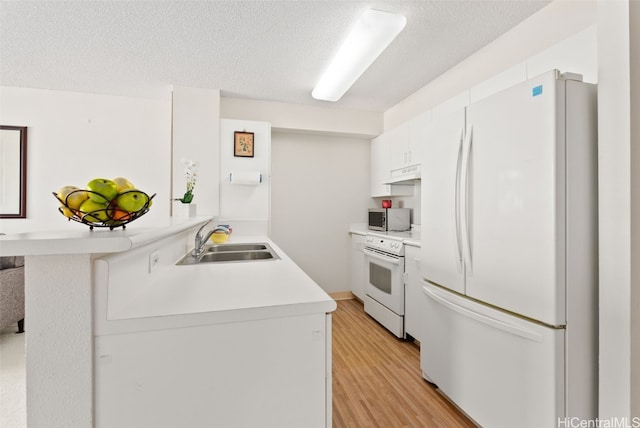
193 221 216 257
193 222 231 257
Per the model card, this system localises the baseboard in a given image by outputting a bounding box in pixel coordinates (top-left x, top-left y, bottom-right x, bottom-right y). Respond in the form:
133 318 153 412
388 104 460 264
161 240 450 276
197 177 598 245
329 291 355 301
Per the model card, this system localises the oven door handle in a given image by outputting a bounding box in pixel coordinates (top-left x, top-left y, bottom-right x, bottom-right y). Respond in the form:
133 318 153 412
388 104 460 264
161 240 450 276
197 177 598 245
363 248 403 265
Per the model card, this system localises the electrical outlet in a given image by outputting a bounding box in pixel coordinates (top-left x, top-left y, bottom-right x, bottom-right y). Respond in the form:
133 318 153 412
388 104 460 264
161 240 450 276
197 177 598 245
149 250 161 273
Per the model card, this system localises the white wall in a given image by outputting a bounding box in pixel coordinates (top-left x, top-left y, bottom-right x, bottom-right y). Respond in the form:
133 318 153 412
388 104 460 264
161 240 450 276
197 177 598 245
221 97 378 293
270 131 370 294
171 86 220 217
221 97 382 138
0 87 171 233
597 0 640 419
219 119 271 234
631 1 640 416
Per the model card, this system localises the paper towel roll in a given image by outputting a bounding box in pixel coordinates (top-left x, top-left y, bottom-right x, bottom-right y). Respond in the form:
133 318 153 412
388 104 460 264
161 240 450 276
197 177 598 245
229 171 262 185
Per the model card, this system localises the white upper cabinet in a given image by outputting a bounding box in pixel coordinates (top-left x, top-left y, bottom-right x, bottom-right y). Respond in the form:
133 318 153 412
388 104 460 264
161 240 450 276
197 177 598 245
370 131 413 197
385 111 432 182
406 110 431 167
388 122 411 173
370 132 391 197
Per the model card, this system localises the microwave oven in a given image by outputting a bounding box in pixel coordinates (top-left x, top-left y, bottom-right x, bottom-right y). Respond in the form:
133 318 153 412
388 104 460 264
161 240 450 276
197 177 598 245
368 208 410 231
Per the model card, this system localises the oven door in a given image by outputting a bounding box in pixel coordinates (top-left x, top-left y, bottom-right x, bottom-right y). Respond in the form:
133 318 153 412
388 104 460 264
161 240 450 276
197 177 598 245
363 247 405 315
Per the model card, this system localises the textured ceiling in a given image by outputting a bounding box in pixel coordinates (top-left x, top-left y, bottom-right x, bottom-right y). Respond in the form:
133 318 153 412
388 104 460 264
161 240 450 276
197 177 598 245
0 0 550 112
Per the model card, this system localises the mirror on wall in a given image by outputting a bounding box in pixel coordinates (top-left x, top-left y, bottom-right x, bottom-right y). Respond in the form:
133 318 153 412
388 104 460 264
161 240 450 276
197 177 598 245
0 125 27 218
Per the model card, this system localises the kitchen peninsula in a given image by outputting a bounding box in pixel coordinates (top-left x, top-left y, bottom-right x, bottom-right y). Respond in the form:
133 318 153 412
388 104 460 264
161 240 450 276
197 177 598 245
0 218 336 428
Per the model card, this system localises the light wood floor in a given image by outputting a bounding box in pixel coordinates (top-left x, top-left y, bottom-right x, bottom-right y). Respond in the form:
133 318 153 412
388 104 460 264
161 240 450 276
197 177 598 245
332 298 477 428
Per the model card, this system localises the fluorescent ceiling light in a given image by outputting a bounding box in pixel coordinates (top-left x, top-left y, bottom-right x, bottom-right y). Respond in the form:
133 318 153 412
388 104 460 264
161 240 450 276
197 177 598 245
312 9 406 102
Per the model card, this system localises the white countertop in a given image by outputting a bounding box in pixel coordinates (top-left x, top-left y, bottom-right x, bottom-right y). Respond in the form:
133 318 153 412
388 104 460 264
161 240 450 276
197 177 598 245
104 236 336 322
3 218 336 330
348 223 421 247
0 216 212 256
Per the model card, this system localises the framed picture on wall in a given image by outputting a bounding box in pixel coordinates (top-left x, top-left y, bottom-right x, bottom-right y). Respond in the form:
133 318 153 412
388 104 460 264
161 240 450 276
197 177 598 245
234 131 254 158
0 125 28 218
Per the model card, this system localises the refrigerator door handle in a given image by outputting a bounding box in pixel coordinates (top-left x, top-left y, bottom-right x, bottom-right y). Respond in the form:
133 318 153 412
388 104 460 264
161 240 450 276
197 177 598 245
454 127 465 273
460 125 473 274
421 283 543 342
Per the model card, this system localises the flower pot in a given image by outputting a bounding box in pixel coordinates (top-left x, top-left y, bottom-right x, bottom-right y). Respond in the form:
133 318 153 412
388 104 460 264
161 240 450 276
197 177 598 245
176 203 197 218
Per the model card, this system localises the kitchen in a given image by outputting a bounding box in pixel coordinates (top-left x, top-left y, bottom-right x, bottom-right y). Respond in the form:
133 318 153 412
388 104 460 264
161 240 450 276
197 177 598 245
0 0 638 427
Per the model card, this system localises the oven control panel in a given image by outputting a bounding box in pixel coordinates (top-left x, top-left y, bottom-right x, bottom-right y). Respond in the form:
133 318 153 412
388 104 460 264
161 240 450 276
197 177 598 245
364 235 404 256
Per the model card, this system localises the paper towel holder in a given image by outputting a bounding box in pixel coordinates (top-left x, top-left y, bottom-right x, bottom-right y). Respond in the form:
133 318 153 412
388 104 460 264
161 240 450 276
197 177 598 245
229 172 262 184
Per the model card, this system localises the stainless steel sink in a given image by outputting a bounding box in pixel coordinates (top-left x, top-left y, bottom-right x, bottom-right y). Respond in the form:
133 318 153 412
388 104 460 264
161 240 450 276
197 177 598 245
199 251 275 263
204 243 268 253
176 242 280 265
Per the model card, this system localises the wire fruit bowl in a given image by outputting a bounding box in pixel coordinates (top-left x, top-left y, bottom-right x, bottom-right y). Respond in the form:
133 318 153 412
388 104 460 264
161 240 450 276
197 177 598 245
53 189 156 230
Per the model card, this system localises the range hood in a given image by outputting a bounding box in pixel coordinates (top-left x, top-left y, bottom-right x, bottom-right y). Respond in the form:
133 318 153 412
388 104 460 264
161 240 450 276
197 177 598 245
382 171 421 185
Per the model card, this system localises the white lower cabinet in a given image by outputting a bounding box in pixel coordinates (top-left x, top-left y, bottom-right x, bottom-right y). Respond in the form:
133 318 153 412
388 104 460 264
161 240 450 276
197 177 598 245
95 313 332 428
403 245 425 343
349 233 366 300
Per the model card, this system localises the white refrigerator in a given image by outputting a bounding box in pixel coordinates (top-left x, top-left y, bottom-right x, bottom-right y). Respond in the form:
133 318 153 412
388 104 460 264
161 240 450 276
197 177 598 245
420 70 598 427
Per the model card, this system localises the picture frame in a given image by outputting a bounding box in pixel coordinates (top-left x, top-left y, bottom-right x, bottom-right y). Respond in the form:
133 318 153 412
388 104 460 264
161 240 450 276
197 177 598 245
0 125 27 219
234 131 255 158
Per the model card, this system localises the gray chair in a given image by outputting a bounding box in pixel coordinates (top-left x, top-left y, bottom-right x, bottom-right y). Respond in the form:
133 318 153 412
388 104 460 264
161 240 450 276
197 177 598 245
0 255 25 333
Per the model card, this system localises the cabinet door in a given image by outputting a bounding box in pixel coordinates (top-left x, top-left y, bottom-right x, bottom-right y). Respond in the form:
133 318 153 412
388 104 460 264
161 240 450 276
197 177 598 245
371 130 415 197
404 245 425 343
388 123 410 173
96 314 329 428
349 234 366 301
407 110 431 169
370 133 392 197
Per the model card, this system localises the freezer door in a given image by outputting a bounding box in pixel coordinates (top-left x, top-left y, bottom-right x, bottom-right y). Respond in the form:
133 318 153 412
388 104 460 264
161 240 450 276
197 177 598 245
420 282 564 428
465 70 566 326
420 108 466 294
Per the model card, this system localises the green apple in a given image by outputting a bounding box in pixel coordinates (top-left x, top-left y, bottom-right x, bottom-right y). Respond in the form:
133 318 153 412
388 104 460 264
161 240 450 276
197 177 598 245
79 199 109 223
113 177 135 193
56 185 88 209
116 189 148 213
86 178 118 203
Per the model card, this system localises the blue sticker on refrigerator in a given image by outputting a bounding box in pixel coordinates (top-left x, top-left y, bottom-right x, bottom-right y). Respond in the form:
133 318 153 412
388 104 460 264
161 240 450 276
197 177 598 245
532 85 543 97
